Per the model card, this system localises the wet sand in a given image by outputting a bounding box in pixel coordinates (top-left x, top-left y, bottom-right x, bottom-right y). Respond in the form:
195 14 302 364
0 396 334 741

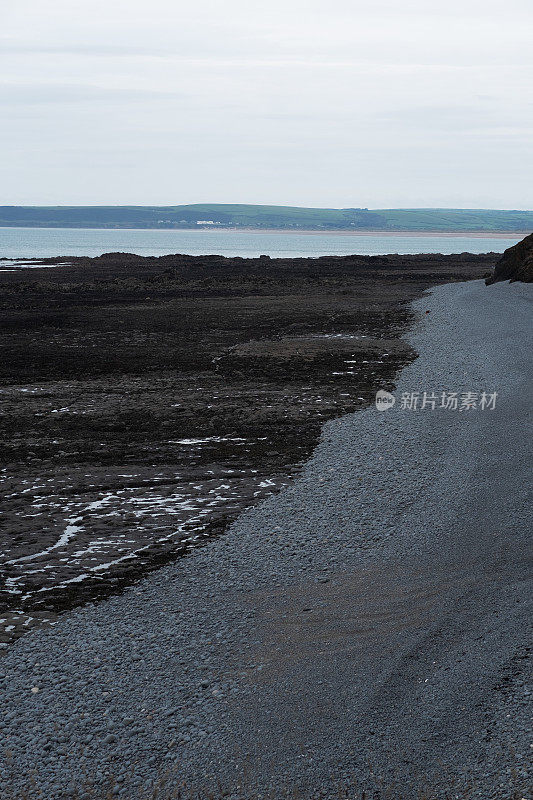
209 229 524 238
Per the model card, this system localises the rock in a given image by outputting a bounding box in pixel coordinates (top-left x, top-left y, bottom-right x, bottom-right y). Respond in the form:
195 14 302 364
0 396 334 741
486 233 533 284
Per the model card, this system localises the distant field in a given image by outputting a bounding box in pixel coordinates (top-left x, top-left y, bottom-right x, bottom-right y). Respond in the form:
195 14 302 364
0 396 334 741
0 205 532 231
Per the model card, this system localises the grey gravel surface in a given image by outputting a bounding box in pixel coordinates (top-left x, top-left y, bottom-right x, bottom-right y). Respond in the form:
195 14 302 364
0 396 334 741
1 279 532 800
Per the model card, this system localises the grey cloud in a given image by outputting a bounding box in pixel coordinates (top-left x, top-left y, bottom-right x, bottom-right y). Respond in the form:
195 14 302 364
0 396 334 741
1 0 531 207
375 105 533 132
0 83 182 105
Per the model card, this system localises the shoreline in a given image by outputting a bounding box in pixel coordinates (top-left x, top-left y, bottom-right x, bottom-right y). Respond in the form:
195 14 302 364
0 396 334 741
203 228 525 238
1 279 531 799
0 225 525 238
0 251 493 646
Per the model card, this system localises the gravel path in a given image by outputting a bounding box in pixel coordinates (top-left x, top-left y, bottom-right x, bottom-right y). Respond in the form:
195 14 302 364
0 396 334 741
1 280 532 800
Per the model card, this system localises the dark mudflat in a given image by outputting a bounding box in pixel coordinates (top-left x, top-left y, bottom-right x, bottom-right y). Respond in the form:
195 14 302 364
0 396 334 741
0 252 493 643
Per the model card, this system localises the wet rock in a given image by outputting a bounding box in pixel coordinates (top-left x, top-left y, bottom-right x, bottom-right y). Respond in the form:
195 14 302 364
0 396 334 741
486 233 533 284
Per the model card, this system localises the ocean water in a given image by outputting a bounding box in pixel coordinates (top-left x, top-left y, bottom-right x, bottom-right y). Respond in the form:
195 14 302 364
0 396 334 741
0 226 520 259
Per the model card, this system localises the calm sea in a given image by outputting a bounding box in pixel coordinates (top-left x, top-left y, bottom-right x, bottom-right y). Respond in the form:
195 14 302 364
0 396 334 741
0 227 520 260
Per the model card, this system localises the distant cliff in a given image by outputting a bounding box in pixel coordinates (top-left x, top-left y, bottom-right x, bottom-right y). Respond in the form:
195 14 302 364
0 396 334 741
486 233 533 284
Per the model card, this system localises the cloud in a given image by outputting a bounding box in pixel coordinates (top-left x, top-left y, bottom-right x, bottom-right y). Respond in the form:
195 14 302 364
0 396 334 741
0 83 182 105
1 0 532 206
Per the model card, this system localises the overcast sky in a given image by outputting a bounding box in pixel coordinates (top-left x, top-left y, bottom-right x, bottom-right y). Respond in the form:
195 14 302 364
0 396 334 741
1 0 532 208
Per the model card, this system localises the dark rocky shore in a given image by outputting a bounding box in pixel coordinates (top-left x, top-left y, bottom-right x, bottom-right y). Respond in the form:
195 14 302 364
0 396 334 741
486 232 533 283
0 251 494 645
0 278 530 800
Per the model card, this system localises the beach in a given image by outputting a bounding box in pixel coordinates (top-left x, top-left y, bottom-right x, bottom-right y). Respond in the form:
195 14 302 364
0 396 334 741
0 250 492 646
0 278 531 798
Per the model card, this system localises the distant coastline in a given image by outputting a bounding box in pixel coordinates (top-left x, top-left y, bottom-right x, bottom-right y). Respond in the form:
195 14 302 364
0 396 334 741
0 225 526 237
169 228 525 238
1 205 532 233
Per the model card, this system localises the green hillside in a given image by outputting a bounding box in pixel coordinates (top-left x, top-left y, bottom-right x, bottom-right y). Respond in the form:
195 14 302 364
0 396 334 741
0 205 531 231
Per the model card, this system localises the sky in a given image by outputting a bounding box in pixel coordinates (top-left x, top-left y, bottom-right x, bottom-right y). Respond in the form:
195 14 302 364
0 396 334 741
1 0 532 208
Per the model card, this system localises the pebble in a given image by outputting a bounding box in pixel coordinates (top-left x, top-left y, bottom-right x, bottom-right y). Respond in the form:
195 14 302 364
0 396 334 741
1 282 531 800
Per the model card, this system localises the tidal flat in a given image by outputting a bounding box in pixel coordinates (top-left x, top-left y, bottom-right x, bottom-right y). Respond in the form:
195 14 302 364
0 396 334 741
0 250 494 646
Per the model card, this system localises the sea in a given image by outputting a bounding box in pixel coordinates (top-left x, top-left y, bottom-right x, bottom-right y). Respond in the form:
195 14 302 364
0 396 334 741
0 227 521 260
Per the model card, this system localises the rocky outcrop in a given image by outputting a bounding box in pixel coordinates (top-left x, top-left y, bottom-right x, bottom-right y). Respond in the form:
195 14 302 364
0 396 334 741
486 233 533 284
